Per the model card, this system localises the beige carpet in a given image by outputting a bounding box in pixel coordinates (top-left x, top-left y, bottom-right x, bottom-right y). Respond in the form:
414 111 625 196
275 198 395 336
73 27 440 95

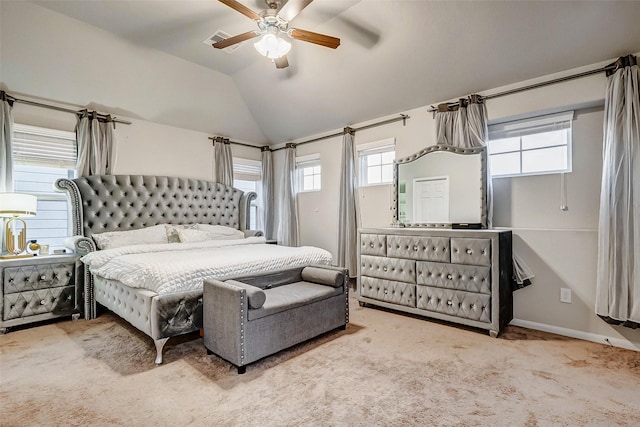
1 295 639 427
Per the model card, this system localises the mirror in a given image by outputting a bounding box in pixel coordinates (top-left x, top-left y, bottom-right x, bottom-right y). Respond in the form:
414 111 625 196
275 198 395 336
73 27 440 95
392 144 487 228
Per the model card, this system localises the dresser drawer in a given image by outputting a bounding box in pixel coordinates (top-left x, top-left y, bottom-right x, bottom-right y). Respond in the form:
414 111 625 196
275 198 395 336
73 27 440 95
417 261 491 294
3 263 75 294
386 235 450 262
360 234 387 257
450 238 491 266
361 255 415 283
3 285 77 320
360 276 416 308
416 286 491 323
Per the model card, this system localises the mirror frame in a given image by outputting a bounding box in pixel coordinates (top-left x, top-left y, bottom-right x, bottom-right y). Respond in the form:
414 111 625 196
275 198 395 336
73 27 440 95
392 144 488 228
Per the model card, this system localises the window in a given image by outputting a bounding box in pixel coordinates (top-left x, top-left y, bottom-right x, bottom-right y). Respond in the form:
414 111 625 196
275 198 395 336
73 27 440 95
233 158 262 230
488 111 573 177
358 138 395 186
12 124 77 248
296 154 321 192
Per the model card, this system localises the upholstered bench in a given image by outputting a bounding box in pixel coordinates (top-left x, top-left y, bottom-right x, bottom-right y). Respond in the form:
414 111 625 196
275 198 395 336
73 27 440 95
203 265 349 374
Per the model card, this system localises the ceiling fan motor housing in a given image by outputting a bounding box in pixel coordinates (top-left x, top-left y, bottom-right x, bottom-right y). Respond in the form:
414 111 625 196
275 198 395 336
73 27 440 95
257 13 289 35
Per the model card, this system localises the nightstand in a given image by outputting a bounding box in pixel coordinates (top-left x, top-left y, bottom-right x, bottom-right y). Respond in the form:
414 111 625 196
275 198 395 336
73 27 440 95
0 254 83 333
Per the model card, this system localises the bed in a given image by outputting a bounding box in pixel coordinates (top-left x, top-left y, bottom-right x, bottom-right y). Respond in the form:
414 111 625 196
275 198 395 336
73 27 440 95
55 175 332 364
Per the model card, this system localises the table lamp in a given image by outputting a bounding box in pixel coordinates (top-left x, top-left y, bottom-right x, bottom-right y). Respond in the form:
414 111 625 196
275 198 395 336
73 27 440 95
0 193 38 259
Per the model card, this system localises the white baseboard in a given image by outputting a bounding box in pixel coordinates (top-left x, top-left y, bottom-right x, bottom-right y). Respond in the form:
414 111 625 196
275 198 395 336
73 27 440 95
509 318 640 352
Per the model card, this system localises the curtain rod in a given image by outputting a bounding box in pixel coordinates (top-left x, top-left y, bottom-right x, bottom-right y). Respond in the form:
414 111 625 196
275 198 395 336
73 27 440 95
427 63 618 113
207 136 265 150
271 114 410 152
2 91 132 125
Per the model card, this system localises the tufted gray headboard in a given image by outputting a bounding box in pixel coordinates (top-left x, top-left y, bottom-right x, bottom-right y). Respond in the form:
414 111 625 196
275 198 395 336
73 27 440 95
56 175 256 245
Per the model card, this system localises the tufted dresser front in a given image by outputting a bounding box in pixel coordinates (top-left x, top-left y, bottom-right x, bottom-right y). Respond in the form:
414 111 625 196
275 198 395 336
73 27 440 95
1 254 82 332
357 228 512 337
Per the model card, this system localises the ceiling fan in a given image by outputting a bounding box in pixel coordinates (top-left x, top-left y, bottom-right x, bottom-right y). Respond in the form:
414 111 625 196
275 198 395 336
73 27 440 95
213 0 340 69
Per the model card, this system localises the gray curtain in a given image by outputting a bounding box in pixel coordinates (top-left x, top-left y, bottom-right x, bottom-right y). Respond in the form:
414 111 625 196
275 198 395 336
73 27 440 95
0 91 14 254
277 144 299 246
596 55 639 328
435 95 492 224
213 137 234 186
338 128 360 276
1 91 14 192
76 110 116 176
435 95 533 288
261 147 275 240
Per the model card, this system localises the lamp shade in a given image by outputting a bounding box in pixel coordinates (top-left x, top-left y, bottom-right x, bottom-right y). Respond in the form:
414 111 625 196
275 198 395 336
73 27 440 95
0 193 37 218
254 33 291 59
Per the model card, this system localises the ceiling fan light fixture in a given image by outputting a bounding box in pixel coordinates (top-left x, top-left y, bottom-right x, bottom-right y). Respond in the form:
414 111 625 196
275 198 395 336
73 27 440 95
254 33 291 59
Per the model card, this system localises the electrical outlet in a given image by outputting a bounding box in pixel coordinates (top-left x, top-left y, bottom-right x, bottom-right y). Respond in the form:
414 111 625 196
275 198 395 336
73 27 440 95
560 288 572 303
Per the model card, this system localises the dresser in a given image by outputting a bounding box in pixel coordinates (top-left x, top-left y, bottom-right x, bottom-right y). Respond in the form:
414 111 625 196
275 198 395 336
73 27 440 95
1 254 83 333
357 228 512 337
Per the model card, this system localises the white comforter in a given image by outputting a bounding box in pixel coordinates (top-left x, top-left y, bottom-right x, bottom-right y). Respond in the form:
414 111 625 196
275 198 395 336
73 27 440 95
81 237 333 294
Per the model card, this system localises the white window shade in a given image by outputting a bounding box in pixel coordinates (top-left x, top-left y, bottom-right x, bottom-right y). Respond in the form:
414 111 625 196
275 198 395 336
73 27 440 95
489 111 574 141
13 124 76 168
295 153 320 168
233 158 262 182
357 138 395 156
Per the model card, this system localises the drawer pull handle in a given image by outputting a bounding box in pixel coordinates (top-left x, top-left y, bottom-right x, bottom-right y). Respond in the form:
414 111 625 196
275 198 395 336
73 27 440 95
447 274 453 280
466 249 473 255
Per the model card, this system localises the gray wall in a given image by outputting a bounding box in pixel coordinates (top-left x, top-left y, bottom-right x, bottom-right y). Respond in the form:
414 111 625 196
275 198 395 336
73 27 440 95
276 62 640 350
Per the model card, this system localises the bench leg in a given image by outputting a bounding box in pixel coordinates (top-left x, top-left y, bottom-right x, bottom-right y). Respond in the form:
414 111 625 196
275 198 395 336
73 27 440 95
237 365 246 375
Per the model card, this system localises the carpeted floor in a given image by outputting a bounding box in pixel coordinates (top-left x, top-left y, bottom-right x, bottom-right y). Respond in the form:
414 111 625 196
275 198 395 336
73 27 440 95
1 295 639 427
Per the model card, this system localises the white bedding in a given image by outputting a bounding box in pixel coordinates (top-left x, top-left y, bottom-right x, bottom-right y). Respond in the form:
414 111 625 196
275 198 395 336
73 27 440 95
81 237 333 294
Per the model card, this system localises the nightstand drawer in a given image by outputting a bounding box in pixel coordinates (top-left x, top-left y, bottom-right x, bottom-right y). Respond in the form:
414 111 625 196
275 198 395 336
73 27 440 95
3 263 75 294
3 285 77 320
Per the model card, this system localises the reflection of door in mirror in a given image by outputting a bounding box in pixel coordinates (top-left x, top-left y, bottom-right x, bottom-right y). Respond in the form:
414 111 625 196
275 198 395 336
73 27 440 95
413 176 449 222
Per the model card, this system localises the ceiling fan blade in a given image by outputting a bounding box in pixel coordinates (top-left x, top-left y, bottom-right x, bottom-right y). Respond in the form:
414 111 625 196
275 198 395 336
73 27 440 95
274 55 289 69
212 30 260 49
218 0 261 21
289 28 340 49
278 0 314 22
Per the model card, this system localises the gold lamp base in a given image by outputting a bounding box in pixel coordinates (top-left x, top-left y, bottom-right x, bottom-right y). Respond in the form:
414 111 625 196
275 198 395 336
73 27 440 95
3 217 33 259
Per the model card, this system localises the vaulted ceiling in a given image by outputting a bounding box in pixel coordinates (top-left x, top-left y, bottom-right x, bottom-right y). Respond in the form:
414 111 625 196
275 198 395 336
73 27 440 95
30 0 640 143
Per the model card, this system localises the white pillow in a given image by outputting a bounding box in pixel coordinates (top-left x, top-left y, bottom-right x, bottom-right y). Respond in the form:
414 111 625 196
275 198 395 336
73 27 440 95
196 224 245 240
177 227 244 243
164 224 198 243
93 225 169 250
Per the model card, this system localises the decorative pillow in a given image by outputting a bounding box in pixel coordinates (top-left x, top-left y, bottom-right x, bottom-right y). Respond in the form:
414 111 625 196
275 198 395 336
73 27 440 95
196 224 245 240
225 280 266 309
165 224 198 243
177 228 244 243
92 225 169 250
301 267 344 288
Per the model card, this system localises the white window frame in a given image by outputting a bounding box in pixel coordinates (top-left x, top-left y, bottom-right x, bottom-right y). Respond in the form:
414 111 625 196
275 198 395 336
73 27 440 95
232 157 262 231
488 111 573 178
12 124 77 248
357 138 396 187
296 153 321 193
